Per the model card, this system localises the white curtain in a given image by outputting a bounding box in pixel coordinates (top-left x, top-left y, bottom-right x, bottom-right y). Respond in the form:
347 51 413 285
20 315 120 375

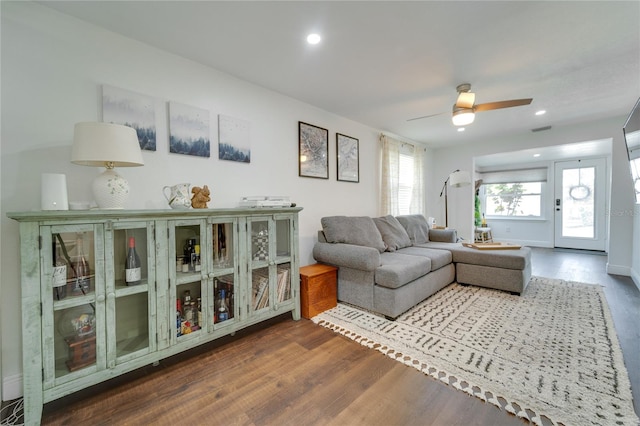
380 134 425 216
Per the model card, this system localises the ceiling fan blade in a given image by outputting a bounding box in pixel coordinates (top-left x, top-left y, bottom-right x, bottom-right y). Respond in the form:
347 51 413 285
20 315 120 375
455 91 475 109
407 111 446 121
474 98 533 112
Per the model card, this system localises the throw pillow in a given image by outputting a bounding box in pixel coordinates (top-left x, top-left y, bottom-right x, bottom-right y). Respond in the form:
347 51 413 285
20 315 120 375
321 216 386 253
373 215 412 252
396 214 430 244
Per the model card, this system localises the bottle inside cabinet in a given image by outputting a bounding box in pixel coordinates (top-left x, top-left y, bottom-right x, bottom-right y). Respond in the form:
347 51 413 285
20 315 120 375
52 231 96 300
177 284 202 335
175 225 200 276
214 274 234 323
114 228 148 288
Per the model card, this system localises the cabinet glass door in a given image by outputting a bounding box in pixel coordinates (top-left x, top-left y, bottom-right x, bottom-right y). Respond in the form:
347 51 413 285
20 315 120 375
171 220 206 341
248 216 294 316
41 225 103 387
108 222 155 366
275 217 293 306
209 218 237 328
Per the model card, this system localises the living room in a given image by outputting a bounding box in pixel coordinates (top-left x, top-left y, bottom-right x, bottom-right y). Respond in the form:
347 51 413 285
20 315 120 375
2 1 639 424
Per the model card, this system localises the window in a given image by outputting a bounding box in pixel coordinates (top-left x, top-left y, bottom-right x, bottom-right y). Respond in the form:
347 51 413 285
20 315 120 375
483 182 543 217
398 148 416 215
380 135 424 216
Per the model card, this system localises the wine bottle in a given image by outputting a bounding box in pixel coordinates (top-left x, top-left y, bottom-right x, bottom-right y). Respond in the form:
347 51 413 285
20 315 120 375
481 213 487 227
52 239 67 301
217 289 229 322
73 235 90 295
125 236 142 286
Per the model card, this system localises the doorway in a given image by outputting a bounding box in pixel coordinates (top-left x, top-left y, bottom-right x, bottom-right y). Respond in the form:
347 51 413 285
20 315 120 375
554 158 607 251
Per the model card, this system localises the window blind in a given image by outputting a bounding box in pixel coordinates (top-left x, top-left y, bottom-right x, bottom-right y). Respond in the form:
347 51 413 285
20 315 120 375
477 167 547 184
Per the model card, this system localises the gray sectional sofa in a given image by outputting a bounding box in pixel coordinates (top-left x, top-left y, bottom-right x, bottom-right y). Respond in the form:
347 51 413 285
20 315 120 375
312 214 531 319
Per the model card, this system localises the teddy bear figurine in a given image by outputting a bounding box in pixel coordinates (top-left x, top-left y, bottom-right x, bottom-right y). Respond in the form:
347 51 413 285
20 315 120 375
191 185 211 209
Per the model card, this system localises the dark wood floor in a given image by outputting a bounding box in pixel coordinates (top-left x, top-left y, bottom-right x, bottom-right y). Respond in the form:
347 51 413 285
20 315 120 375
37 248 640 425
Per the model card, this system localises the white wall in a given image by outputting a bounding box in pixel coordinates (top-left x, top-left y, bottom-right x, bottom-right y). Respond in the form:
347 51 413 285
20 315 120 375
632 204 640 291
1 2 388 398
429 116 635 274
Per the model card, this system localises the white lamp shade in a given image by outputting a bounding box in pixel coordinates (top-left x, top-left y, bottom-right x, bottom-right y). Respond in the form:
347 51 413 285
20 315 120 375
72 122 144 167
449 170 471 188
452 107 475 126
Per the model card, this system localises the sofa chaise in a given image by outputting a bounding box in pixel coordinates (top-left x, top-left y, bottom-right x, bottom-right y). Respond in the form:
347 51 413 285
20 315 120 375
312 214 531 319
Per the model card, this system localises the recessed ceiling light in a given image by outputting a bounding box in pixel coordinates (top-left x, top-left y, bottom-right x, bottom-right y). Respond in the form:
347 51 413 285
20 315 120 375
306 33 321 44
533 153 541 157
457 127 465 132
535 110 546 116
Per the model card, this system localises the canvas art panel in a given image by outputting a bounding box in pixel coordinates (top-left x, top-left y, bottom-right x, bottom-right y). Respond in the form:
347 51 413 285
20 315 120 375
336 133 359 182
169 102 211 158
218 115 251 163
102 85 157 151
298 121 329 179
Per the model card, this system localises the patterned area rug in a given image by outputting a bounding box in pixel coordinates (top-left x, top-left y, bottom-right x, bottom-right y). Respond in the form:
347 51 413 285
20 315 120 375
312 276 639 426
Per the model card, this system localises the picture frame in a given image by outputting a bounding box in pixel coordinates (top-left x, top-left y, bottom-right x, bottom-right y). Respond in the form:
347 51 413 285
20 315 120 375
102 85 158 151
169 102 211 158
336 133 359 182
298 121 329 179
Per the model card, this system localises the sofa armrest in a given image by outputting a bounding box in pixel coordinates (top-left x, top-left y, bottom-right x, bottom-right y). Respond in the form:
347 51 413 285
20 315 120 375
312 241 381 271
429 228 457 243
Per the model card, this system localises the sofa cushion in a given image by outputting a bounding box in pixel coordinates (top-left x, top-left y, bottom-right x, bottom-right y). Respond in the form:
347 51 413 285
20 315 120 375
373 215 412 252
418 242 530 270
321 216 386 253
375 252 431 289
396 214 430 244
396 246 452 271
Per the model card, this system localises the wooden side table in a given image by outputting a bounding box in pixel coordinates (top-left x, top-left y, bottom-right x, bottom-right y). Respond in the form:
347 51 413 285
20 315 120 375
300 263 338 319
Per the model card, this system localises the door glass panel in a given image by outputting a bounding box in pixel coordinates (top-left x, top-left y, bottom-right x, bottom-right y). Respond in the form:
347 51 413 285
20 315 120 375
175 224 201 280
114 228 149 288
562 167 595 238
52 231 95 302
115 293 149 357
212 222 233 269
275 219 291 260
54 304 96 377
251 220 269 263
252 267 270 311
175 223 203 339
214 274 235 324
277 263 291 303
177 280 203 336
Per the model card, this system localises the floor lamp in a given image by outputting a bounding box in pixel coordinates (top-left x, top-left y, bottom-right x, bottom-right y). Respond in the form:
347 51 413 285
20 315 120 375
439 169 471 228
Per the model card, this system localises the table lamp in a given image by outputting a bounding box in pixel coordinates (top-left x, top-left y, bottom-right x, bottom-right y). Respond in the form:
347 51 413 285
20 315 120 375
71 122 144 209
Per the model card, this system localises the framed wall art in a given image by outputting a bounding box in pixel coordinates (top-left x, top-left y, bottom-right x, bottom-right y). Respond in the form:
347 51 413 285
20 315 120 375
298 121 329 179
102 85 157 151
336 133 359 182
218 114 251 163
169 102 210 158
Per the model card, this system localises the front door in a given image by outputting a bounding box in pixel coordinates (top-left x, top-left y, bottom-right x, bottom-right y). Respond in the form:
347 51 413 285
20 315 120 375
554 158 607 251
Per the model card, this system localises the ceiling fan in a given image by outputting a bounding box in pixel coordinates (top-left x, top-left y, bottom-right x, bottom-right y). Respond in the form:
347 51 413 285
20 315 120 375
408 83 533 126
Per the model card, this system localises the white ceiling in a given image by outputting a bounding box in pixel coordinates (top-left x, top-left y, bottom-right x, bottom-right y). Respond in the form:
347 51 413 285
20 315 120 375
39 1 640 148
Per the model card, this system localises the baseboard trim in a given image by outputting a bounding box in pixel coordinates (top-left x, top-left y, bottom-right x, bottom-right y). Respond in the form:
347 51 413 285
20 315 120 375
2 374 22 401
630 268 640 293
492 239 553 248
606 263 631 277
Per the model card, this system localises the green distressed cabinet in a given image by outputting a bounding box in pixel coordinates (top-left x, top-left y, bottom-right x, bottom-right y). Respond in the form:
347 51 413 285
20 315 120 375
8 207 302 425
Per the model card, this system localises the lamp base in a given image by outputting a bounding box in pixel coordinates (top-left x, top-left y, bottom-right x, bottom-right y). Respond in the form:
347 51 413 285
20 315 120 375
92 168 129 209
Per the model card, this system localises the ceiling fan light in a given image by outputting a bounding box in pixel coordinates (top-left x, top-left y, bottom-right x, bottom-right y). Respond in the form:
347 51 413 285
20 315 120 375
456 92 475 109
452 108 475 126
